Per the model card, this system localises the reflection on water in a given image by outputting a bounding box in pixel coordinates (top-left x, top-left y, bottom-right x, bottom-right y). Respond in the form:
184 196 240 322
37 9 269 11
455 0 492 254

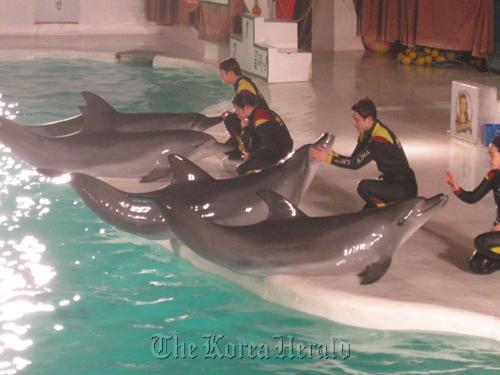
0 93 19 120
0 236 55 373
0 91 54 372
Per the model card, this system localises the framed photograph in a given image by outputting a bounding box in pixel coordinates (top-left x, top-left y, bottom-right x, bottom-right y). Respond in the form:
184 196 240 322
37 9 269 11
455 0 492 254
450 81 497 144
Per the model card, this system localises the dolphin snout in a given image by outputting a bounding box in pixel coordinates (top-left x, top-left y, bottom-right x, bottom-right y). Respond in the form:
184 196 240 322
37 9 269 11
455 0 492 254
204 116 223 126
312 132 335 149
192 115 223 131
421 193 448 214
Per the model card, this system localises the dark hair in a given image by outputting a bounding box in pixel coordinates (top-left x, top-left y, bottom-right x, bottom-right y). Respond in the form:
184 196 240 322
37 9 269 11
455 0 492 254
232 91 257 108
492 136 500 151
351 98 377 120
219 57 241 75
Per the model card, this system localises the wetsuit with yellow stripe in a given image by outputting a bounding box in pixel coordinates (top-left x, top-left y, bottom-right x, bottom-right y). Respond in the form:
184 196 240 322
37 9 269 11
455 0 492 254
454 169 500 274
234 76 268 108
328 121 418 209
236 106 293 175
225 76 269 141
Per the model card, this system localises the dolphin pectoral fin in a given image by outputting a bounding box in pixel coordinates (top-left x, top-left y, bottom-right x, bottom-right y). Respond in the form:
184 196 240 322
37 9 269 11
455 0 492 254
140 167 173 183
81 92 117 115
358 256 393 285
37 168 65 177
167 154 214 184
256 190 307 221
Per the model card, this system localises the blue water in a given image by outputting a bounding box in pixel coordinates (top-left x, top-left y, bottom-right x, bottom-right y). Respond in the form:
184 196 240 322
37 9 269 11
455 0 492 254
0 59 498 374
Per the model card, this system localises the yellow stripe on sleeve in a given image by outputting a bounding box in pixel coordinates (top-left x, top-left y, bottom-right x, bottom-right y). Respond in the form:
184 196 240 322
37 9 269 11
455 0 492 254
371 123 394 144
491 246 500 255
237 80 257 95
254 118 268 127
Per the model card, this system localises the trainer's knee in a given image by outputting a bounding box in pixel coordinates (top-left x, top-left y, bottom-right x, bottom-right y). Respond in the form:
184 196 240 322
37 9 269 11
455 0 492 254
468 250 500 274
224 114 241 136
473 234 488 253
356 180 373 198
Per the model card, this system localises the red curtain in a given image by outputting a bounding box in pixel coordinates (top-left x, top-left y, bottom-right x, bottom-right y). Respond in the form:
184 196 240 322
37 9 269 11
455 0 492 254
355 0 493 56
276 0 296 20
146 0 192 25
198 0 247 42
416 0 493 56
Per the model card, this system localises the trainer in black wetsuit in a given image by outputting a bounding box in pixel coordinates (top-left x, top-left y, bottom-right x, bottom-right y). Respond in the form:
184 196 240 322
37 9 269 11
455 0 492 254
446 144 500 274
310 98 418 209
219 58 268 159
232 91 293 175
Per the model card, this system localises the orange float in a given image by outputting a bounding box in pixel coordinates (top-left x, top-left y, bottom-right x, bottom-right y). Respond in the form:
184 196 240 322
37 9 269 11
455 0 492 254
181 0 199 12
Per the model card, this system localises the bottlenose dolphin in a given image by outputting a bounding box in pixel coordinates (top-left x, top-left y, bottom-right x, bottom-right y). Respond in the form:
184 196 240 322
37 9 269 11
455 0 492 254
26 91 223 137
157 190 448 283
0 115 231 179
69 134 334 239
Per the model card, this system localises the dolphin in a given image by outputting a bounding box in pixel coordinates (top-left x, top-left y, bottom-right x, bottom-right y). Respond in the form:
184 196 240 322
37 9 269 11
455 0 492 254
68 134 335 239
26 91 223 137
0 114 231 179
155 190 448 283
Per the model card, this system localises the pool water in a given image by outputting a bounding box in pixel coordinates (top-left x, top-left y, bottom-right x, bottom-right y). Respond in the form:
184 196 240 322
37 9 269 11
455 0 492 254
0 59 498 374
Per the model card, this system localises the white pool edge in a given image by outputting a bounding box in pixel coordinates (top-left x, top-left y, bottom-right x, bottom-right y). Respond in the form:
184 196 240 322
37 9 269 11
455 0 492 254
0 49 218 73
159 240 500 343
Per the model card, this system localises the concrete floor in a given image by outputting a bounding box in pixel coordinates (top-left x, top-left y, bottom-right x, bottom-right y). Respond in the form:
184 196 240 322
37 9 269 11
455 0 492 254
1 29 499 341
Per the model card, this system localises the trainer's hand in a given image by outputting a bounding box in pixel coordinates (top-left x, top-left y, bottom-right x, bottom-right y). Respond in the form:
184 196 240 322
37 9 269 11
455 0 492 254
220 110 231 119
309 146 331 162
242 151 250 161
444 170 460 192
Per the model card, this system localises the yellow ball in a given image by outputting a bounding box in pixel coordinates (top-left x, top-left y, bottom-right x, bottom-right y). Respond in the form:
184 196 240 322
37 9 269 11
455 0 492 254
416 56 426 66
425 55 433 65
362 36 393 53
436 55 446 63
431 49 440 58
408 51 417 60
401 56 412 65
424 47 431 54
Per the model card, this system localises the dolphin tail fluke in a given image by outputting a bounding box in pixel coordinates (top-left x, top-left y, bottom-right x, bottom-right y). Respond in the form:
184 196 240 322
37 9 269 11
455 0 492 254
140 167 173 183
358 256 392 284
37 168 66 177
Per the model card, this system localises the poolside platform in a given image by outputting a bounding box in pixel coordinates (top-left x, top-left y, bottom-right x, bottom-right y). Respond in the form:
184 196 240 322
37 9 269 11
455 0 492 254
1 31 499 342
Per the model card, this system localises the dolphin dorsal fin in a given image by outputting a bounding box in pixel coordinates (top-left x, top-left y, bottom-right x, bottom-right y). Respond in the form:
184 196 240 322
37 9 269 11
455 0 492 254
78 106 114 132
81 91 117 115
257 190 307 221
168 154 214 184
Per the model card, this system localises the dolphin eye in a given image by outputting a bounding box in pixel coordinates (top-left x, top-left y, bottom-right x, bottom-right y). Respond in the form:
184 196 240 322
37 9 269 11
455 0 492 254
397 209 413 226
